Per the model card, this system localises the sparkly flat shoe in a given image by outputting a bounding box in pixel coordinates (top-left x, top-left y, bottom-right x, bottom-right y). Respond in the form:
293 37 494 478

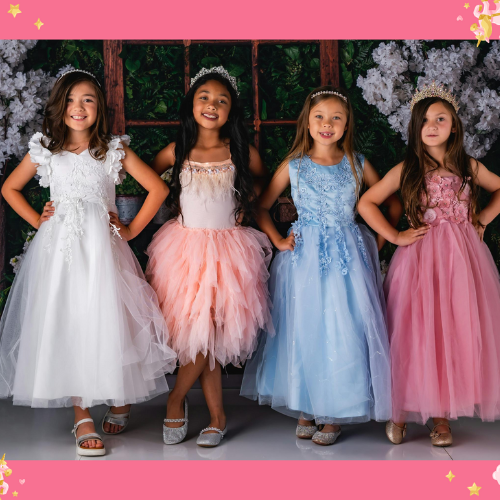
385 421 407 445
430 421 452 447
72 418 106 457
101 407 131 435
163 397 189 445
312 427 341 446
296 424 318 439
196 426 227 448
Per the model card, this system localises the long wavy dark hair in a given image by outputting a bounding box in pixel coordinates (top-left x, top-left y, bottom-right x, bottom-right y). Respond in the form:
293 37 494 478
42 72 110 160
401 96 479 228
166 72 256 224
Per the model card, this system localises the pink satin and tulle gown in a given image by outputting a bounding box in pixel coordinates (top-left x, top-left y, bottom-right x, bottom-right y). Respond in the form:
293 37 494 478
146 158 273 370
385 173 500 424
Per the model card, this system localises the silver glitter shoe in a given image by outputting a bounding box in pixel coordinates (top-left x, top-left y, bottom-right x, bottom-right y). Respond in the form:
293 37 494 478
72 418 106 457
163 397 189 445
312 427 341 446
296 424 318 439
101 407 131 435
196 426 227 448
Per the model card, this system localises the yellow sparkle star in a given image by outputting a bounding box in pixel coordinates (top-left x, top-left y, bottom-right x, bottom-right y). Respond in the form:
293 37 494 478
446 470 456 482
34 18 43 29
468 483 481 496
7 4 21 17
12 492 18 497
465 2 470 7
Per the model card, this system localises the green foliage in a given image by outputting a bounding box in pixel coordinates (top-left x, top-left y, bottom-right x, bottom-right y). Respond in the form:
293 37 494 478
259 44 319 121
121 44 184 120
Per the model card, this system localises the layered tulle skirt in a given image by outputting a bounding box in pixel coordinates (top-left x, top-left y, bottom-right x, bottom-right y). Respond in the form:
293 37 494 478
240 224 392 424
0 203 177 408
145 220 273 369
385 220 500 423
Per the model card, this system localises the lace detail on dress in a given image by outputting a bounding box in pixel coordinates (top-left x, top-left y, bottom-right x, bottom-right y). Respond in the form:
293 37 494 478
106 135 130 185
290 154 371 276
180 159 236 201
421 174 471 225
28 132 52 188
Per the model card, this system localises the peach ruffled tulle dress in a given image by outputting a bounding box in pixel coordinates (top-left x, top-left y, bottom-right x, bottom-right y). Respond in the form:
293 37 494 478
146 158 273 370
385 174 500 424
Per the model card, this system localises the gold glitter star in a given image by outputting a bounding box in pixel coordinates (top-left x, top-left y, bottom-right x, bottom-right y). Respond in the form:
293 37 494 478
446 471 456 482
468 483 481 496
465 2 470 7
34 18 43 29
7 4 21 17
12 492 18 497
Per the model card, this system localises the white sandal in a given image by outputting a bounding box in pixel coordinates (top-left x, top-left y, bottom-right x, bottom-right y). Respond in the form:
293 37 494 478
101 407 131 435
72 418 106 456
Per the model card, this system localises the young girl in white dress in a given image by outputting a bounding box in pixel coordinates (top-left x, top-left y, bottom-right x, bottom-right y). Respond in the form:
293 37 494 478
0 70 177 456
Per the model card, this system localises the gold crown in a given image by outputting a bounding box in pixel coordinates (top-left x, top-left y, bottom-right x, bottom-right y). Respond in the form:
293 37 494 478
409 81 460 112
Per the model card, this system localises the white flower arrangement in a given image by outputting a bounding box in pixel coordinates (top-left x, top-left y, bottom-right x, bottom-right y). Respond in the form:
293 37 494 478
10 230 36 274
0 41 64 174
357 41 500 158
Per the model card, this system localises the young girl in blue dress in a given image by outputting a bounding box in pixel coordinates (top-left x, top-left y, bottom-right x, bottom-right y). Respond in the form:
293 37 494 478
241 86 400 445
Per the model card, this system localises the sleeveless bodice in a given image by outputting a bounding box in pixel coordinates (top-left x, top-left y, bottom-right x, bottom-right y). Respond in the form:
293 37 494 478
421 174 471 226
179 158 237 229
289 154 370 276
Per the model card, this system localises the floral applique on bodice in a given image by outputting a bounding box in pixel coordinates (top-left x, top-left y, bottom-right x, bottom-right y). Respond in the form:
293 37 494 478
179 158 238 229
28 132 130 265
289 154 370 276
421 174 471 226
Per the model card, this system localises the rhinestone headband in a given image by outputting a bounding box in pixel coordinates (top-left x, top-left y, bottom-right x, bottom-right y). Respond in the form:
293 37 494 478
56 69 101 87
410 81 459 112
190 66 239 96
311 90 347 102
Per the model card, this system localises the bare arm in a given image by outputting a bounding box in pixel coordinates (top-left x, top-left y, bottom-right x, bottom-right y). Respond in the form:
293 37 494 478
358 163 430 246
1 154 54 229
256 163 295 251
151 142 176 176
473 159 500 241
109 145 169 241
362 159 403 250
248 145 269 197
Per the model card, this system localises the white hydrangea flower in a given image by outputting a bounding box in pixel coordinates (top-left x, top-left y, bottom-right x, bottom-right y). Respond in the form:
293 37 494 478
0 40 68 174
357 40 500 158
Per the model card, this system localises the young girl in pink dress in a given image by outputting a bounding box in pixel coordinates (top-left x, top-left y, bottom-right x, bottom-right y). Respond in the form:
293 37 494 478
358 82 500 447
146 67 273 448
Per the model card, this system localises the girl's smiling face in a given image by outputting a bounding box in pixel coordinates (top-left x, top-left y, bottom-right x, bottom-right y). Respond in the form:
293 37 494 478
421 101 456 148
193 79 232 130
64 81 98 132
308 97 347 146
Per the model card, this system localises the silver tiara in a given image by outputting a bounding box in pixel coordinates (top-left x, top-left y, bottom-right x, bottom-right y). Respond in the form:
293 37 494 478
190 66 239 96
311 90 347 102
56 69 101 87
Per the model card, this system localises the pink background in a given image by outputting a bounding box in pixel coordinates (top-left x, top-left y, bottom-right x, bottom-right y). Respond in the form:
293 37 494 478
0 0 480 40
2 0 500 498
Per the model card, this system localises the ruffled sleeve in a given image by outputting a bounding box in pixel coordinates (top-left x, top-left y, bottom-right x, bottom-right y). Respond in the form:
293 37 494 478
106 134 131 185
28 132 52 188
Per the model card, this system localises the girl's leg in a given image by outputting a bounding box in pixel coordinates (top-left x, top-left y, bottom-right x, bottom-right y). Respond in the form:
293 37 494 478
103 404 132 434
198 361 226 434
432 417 450 434
73 406 104 449
319 424 341 433
165 352 209 428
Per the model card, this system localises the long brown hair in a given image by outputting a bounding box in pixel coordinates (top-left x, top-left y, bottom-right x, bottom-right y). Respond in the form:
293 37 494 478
42 72 110 160
279 85 362 196
401 97 479 228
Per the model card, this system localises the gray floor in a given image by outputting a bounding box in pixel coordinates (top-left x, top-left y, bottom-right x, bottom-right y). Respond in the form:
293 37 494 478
1 387 500 460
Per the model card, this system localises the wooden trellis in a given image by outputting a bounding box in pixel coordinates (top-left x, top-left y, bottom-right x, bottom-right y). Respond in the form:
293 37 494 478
103 40 340 149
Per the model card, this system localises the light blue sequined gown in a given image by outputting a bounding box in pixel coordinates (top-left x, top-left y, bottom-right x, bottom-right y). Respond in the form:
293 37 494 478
241 154 391 424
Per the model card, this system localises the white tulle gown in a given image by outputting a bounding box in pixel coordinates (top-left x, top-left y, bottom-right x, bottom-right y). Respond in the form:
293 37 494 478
0 133 177 409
